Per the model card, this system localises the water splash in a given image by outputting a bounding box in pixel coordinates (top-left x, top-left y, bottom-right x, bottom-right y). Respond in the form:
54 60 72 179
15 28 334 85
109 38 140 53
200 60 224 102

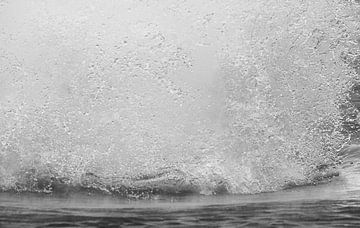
0 0 360 197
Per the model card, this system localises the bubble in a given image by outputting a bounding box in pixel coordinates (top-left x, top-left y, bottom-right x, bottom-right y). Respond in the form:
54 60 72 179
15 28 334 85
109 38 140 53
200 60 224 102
0 0 359 196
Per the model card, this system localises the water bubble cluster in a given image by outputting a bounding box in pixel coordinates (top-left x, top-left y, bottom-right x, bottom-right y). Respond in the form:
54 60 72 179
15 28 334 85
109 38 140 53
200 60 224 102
0 0 359 196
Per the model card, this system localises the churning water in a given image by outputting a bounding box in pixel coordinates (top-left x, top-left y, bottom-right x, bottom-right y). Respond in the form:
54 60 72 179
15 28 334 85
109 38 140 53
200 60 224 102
1 0 360 227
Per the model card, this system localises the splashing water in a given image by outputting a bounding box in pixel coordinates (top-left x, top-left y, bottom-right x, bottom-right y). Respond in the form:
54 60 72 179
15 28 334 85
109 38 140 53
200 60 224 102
0 0 360 197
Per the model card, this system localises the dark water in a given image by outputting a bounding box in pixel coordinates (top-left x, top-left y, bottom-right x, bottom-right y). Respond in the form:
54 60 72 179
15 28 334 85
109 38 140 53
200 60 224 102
1 175 360 227
1 195 360 227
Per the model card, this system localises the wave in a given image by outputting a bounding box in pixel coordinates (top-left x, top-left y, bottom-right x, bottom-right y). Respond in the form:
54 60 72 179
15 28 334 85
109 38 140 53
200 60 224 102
0 159 342 198
6 143 359 199
4 144 360 198
1 0 360 198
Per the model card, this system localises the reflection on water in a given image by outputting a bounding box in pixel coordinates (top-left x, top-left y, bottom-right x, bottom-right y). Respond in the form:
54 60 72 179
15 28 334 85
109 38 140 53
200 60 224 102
2 193 360 227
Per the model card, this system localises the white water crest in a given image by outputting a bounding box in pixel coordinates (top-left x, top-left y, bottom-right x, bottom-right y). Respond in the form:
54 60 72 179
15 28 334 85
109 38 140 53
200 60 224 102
0 0 360 196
